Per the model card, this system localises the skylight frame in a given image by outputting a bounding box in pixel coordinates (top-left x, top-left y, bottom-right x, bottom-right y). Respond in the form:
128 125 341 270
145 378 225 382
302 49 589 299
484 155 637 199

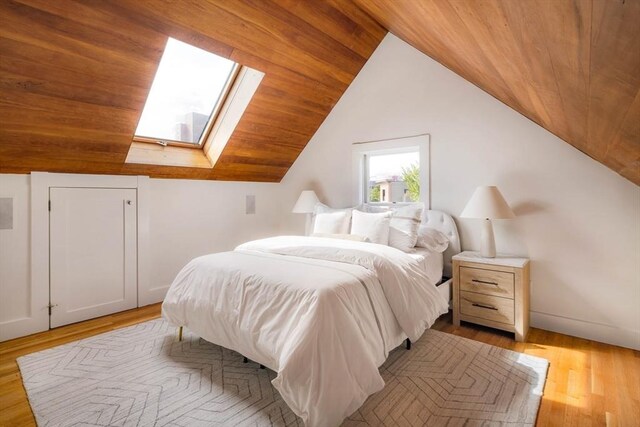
132 39 242 149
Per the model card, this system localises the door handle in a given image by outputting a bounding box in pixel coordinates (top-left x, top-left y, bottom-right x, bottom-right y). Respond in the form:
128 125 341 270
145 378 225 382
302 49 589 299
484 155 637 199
126 200 132 205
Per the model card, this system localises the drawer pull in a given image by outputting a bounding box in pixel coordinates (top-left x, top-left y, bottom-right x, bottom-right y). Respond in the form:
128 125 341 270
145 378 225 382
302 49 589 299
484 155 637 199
471 302 498 311
471 279 499 286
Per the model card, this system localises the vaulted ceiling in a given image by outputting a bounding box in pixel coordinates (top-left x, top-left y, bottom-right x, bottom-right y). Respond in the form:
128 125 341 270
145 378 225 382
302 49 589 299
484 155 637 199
1 0 638 185
354 0 640 185
0 0 385 181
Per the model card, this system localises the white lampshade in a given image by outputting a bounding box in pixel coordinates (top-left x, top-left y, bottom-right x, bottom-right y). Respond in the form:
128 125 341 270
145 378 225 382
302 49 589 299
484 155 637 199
292 190 319 214
460 186 515 219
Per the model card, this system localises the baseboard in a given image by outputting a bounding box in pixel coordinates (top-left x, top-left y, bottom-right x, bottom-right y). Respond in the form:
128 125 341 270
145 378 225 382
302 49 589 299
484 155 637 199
138 286 170 307
0 317 48 342
531 311 640 351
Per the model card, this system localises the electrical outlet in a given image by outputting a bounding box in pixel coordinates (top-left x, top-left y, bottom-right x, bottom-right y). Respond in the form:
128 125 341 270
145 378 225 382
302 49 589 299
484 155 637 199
0 198 13 230
246 195 256 215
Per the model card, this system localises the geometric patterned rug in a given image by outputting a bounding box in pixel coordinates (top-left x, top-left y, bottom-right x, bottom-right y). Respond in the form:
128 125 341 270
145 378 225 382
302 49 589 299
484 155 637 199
17 318 548 426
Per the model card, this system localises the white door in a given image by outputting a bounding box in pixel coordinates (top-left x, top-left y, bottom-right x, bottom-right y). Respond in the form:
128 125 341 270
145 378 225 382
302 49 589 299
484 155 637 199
50 187 137 328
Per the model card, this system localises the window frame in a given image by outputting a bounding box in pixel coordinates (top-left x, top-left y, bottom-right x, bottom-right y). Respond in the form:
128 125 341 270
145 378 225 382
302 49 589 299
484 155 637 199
352 134 430 208
132 47 242 149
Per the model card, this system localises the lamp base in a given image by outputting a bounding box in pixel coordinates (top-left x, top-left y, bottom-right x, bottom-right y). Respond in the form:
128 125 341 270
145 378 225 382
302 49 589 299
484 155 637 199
304 213 313 236
480 218 496 258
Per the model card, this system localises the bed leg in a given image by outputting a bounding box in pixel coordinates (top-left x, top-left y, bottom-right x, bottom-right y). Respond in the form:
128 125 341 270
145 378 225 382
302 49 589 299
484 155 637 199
243 357 248 363
178 326 183 342
405 338 411 350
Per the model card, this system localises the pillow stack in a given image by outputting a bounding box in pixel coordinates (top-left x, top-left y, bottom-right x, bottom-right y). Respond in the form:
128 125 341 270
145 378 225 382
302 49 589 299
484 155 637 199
310 202 449 253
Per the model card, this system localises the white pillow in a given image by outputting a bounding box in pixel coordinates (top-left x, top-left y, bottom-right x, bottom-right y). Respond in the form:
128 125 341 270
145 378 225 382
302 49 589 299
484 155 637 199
313 211 351 234
350 210 392 245
388 204 423 251
360 204 423 251
416 226 449 253
312 203 353 233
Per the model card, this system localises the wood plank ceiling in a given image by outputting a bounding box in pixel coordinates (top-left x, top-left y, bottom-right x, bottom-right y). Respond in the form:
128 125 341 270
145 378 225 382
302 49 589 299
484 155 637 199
0 0 385 181
354 0 640 185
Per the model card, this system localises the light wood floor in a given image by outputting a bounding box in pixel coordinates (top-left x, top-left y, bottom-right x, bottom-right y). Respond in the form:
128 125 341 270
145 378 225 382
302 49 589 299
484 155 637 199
1 305 638 426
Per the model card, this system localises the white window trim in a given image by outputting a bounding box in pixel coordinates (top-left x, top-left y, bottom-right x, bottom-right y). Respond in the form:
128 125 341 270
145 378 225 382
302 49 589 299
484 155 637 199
351 134 430 208
204 66 265 167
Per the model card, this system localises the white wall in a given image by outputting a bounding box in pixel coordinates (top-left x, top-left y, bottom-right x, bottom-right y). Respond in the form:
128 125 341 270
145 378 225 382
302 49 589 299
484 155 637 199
280 34 640 350
0 173 284 340
146 179 283 294
0 175 30 327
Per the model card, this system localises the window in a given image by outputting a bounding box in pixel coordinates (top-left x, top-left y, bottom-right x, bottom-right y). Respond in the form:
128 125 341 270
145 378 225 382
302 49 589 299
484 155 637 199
134 38 239 147
352 134 429 206
366 150 420 203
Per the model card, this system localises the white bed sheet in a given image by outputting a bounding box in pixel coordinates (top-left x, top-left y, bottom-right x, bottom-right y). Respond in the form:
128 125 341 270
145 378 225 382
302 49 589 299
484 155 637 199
408 247 444 282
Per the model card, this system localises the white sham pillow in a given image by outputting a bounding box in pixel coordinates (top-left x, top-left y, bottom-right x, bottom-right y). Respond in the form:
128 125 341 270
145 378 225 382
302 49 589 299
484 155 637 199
360 203 423 251
350 210 392 245
311 233 369 242
313 211 351 234
388 204 423 251
416 226 449 253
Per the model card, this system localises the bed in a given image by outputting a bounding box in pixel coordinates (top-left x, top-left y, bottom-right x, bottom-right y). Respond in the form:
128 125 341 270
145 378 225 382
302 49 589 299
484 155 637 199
162 210 460 427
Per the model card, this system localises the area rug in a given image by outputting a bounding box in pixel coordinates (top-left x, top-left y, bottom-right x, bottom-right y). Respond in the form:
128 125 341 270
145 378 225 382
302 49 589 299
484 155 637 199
17 319 548 426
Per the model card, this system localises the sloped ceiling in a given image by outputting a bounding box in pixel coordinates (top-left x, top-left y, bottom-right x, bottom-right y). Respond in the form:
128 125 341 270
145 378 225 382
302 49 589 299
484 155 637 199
354 0 640 185
1 1 638 185
0 0 385 181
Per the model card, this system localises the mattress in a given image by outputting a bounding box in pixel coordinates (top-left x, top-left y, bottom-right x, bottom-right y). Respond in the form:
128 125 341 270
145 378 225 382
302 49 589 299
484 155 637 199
408 247 444 283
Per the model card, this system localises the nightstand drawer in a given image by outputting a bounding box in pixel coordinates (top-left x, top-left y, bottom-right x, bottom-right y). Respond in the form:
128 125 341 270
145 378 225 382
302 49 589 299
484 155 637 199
459 291 514 325
460 266 514 298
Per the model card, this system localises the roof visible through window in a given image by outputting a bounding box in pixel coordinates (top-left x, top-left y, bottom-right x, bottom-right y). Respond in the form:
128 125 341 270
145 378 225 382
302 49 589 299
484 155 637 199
134 38 237 146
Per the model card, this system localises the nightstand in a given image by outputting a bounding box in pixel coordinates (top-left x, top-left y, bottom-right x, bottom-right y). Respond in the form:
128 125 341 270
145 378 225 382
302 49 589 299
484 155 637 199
452 251 530 341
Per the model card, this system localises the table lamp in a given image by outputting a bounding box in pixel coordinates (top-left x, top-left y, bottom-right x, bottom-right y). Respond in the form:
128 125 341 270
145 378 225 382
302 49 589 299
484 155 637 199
460 186 515 258
292 190 319 235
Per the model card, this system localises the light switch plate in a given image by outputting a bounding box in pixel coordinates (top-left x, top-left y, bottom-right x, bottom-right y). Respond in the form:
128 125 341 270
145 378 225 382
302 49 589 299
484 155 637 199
245 195 256 215
0 198 13 230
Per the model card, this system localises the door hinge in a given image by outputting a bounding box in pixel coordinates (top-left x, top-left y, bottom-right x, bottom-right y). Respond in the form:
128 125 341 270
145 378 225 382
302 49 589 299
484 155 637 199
48 200 51 211
47 303 57 315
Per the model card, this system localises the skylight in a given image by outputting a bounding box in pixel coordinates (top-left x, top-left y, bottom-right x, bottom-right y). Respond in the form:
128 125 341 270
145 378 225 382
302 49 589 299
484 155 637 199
134 38 238 146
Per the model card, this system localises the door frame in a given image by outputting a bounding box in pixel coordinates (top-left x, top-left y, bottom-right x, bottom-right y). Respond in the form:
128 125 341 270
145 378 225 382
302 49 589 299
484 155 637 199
26 172 150 336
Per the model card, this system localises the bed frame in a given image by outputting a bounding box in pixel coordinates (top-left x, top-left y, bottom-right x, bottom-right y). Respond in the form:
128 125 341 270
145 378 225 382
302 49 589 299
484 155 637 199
406 209 461 350
177 209 461 354
422 209 462 279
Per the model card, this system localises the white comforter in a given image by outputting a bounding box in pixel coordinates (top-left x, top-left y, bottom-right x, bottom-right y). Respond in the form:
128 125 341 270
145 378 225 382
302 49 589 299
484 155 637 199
162 236 448 426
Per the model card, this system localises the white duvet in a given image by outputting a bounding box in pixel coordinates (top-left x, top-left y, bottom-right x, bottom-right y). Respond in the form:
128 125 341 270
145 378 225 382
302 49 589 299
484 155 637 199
162 236 448 426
